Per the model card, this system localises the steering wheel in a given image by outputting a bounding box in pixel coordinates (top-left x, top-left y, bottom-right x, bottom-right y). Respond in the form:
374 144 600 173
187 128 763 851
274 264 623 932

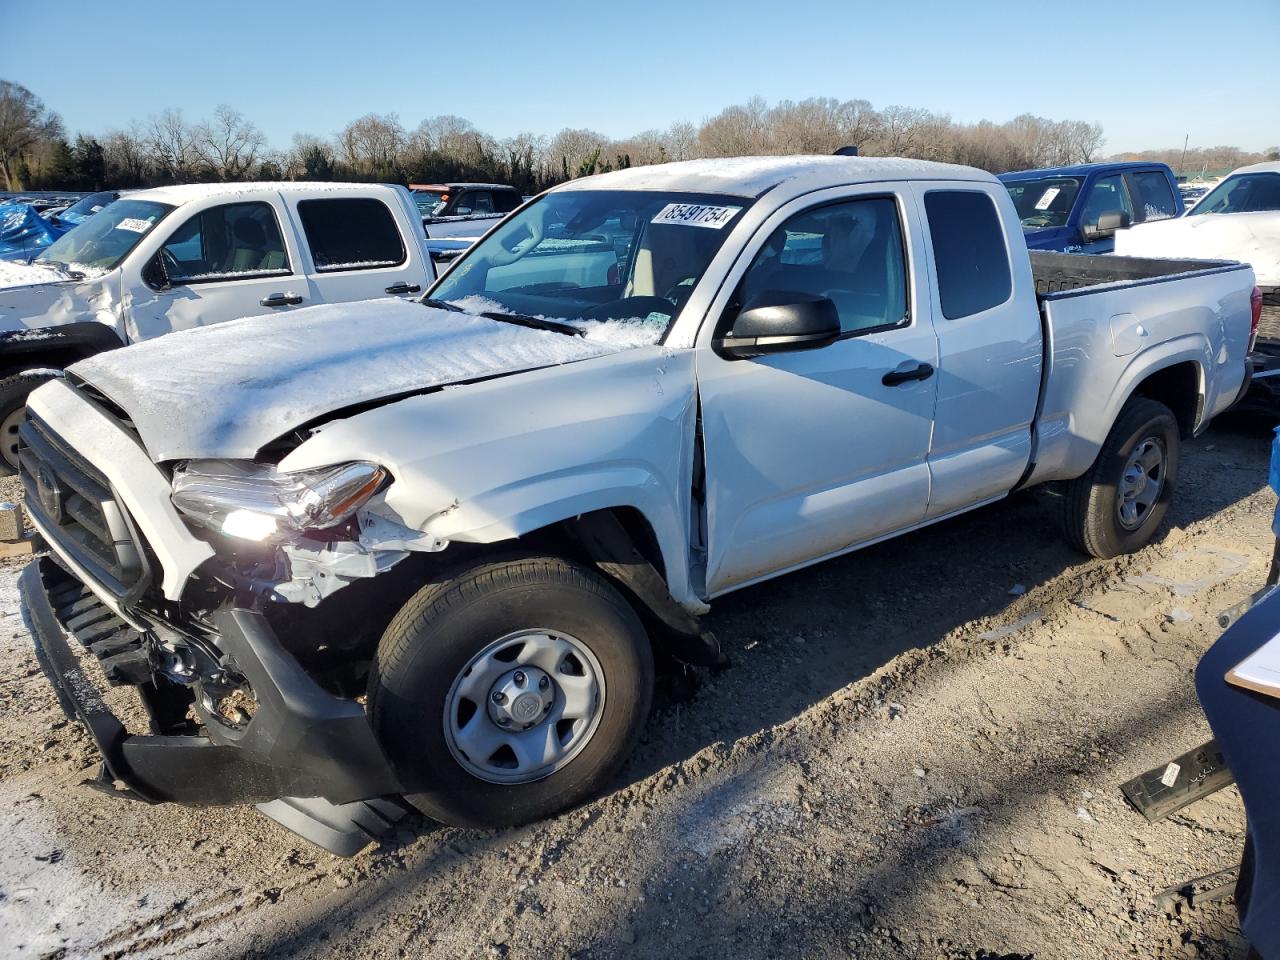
581 295 675 322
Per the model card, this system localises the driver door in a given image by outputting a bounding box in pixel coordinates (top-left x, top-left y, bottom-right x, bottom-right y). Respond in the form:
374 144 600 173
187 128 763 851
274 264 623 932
696 186 940 595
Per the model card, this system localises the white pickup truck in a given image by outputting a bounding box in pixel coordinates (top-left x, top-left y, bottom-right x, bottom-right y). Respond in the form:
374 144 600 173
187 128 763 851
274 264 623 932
18 156 1259 853
0 181 436 472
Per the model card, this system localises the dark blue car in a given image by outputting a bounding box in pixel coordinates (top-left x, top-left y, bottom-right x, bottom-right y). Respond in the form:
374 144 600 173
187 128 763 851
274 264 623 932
999 161 1184 254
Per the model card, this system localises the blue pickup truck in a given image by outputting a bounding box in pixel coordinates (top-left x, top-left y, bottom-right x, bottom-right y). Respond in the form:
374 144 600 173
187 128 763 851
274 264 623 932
998 161 1184 254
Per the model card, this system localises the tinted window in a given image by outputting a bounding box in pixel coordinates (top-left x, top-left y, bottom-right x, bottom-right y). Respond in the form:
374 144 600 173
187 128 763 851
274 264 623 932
298 198 406 272
160 202 290 283
1132 171 1178 221
739 197 908 335
923 191 1012 320
1080 175 1133 227
494 190 522 214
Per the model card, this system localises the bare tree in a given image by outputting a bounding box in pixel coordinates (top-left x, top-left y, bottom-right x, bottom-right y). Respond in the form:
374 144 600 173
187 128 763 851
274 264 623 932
546 127 609 177
665 121 697 161
697 96 771 158
102 126 152 185
0 80 62 189
146 108 199 182
193 104 265 180
338 113 406 175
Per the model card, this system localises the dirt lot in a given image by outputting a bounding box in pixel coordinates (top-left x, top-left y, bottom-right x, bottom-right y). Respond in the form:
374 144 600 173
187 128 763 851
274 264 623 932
0 416 1274 960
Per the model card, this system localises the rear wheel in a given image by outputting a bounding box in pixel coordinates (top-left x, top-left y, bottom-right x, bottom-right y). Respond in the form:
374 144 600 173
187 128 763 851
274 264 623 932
1062 396 1181 558
0 369 62 475
368 555 653 828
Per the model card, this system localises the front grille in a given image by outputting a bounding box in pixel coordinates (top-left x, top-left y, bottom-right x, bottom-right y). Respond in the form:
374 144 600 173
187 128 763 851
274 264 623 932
19 413 146 599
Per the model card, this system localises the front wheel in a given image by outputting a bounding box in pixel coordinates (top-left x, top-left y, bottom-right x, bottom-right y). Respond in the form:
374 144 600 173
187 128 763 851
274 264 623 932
0 368 63 475
1062 396 1181 559
368 555 654 829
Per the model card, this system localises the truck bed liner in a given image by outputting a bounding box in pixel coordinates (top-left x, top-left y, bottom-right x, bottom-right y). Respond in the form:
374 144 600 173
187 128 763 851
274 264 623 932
1029 250 1245 299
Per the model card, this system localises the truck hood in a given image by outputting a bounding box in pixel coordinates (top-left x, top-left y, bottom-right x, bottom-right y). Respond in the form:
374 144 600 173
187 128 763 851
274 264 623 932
1115 212 1280 287
69 297 660 462
0 260 118 333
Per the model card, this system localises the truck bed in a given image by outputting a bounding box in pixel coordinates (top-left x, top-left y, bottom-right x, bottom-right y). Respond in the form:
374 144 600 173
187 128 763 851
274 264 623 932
1029 251 1243 298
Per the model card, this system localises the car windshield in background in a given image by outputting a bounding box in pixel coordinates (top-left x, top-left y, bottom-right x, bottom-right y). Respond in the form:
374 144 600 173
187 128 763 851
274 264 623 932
1188 172 1280 216
59 190 117 225
414 190 450 217
36 199 172 274
429 190 752 338
1003 177 1082 228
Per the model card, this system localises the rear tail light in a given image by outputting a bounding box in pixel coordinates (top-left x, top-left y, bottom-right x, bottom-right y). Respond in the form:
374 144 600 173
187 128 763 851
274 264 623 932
1250 286 1263 353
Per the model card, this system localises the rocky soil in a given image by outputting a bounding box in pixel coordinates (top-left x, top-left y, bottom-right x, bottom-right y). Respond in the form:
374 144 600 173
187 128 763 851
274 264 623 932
0 415 1273 960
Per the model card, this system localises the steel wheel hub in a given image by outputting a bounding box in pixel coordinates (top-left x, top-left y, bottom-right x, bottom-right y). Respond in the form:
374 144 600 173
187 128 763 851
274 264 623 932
1 405 25 471
444 629 604 785
1117 437 1165 531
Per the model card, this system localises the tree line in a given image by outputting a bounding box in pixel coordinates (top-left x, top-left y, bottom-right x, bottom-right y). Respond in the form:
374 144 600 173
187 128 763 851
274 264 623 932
2 79 1276 195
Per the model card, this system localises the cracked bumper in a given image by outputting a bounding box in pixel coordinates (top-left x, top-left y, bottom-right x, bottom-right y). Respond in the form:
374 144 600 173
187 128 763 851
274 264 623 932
20 557 403 807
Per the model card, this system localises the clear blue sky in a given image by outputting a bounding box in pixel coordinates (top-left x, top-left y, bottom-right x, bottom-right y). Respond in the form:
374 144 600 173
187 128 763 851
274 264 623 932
4 0 1278 153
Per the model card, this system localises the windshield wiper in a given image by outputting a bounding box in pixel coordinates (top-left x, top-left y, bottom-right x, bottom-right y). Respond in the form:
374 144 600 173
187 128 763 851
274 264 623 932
421 298 583 337
480 311 584 338
37 259 85 280
421 297 464 312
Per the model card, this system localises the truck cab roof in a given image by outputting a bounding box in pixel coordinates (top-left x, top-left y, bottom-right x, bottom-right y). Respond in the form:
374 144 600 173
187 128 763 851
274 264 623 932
130 181 407 207
999 161 1175 182
556 155 995 199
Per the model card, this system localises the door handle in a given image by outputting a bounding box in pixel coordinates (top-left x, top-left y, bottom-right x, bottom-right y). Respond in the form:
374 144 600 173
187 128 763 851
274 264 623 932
260 293 304 307
881 362 935 386
385 282 421 295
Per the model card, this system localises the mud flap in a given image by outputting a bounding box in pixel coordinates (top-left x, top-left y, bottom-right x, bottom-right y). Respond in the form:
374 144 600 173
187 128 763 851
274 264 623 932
1120 739 1235 823
256 796 410 857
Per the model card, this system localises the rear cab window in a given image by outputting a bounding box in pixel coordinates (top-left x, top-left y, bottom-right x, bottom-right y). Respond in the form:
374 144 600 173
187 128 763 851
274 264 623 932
923 190 1012 320
297 197 406 272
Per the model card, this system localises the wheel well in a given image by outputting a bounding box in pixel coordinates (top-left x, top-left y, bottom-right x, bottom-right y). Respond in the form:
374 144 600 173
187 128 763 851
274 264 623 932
0 347 91 381
1130 361 1201 438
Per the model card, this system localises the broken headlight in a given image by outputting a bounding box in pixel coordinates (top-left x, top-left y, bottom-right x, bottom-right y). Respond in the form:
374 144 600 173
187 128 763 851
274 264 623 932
171 460 388 542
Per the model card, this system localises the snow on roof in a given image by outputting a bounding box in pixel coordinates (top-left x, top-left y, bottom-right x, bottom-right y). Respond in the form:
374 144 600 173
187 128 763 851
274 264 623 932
132 181 404 206
555 155 993 198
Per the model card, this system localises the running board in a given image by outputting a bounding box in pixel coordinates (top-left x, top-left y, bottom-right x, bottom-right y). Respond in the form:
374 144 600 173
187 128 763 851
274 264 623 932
257 796 410 856
1120 739 1234 823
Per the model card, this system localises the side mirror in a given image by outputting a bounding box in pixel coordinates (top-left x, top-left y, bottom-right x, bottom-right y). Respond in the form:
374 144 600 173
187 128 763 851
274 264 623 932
455 206 472 216
143 253 171 291
1083 210 1131 240
714 292 842 360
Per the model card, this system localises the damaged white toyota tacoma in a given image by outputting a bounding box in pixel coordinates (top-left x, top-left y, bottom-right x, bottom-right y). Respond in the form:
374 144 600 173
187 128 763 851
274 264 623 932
18 156 1261 854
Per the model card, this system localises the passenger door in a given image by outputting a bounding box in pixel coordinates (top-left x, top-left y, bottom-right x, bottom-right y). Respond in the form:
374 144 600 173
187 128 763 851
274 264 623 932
124 198 307 341
911 185 1042 519
697 186 939 596
286 194 425 303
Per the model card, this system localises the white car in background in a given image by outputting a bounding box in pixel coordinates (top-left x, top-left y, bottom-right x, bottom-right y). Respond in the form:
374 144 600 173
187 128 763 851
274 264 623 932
1117 162 1280 402
0 181 437 471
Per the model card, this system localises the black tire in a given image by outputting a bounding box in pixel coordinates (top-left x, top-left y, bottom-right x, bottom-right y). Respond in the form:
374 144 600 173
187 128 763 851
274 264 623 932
1237 830 1254 923
0 368 62 476
1062 396 1180 559
368 554 654 829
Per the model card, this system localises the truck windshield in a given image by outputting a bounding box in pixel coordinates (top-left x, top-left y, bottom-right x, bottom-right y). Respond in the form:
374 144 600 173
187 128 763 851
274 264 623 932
36 199 173 275
414 190 450 217
1188 172 1280 216
428 189 751 339
1003 177 1082 228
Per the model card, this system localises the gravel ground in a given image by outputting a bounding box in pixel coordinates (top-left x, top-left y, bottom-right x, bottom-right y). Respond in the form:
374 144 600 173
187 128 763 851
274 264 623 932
0 415 1273 960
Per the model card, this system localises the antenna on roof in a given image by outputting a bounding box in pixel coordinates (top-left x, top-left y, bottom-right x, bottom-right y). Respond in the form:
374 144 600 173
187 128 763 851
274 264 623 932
833 146 859 157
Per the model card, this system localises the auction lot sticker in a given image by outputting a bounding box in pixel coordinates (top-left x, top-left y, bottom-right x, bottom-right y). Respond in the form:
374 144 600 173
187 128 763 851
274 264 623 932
652 203 742 229
115 218 154 233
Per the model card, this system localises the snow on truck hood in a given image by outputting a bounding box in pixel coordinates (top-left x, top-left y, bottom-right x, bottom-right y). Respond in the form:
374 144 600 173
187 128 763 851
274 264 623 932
1115 211 1280 287
69 297 659 462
